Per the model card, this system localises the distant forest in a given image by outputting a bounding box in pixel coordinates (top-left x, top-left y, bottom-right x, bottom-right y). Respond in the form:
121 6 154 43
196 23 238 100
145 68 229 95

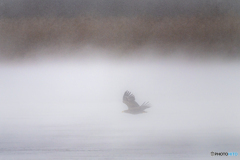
0 0 239 18
0 0 240 59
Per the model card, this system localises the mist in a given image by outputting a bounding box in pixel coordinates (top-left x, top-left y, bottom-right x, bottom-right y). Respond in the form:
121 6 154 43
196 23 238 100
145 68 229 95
1 48 240 159
0 0 240 159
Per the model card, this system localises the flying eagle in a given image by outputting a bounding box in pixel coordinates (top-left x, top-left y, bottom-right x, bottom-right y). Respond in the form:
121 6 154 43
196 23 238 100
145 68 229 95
122 90 151 114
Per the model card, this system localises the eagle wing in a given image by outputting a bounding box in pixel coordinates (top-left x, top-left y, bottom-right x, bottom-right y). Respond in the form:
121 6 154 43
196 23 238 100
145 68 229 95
123 90 140 109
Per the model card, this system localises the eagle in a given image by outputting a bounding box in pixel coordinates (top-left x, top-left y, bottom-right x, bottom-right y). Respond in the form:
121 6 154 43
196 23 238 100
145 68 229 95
122 90 151 114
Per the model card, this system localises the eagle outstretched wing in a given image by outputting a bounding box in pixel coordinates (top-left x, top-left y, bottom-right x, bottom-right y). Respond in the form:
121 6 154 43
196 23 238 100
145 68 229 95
123 90 140 109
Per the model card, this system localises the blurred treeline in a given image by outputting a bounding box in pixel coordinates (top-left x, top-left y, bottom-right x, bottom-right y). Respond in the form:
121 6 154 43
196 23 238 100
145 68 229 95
0 0 239 18
0 0 239 58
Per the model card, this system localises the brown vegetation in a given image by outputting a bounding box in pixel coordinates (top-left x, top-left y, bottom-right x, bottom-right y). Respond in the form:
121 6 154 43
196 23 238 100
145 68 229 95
0 15 240 57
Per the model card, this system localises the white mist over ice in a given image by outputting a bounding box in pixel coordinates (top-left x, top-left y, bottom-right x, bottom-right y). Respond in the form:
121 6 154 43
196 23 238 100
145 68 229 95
0 47 239 159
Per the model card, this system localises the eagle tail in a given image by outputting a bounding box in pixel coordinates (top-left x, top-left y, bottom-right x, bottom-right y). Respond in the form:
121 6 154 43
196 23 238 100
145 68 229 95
140 102 151 110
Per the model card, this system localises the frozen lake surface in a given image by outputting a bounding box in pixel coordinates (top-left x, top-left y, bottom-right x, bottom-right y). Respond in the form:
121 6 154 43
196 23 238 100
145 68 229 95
0 52 239 159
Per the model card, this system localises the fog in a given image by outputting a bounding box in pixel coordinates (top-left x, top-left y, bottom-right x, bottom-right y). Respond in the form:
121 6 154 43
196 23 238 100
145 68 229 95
0 48 239 159
0 0 240 159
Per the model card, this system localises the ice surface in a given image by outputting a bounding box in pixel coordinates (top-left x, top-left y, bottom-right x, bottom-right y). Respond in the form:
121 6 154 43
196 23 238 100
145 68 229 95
0 49 239 159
